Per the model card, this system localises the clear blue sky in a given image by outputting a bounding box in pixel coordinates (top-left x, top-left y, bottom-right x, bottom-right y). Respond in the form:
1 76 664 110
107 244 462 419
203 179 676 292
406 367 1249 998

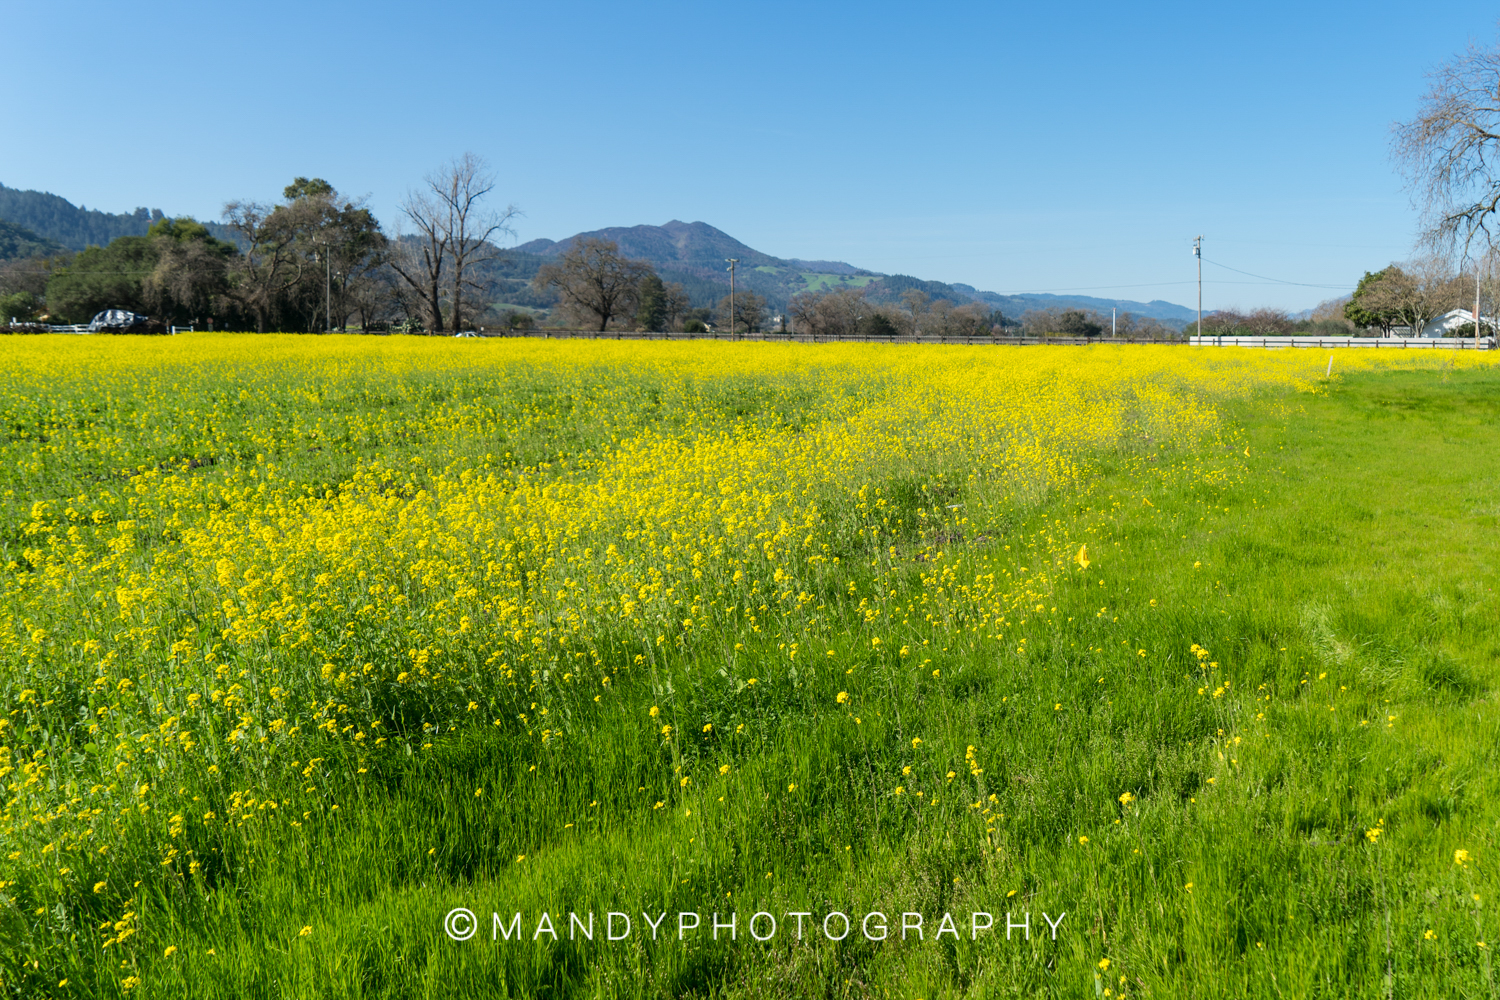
2 0 1495 312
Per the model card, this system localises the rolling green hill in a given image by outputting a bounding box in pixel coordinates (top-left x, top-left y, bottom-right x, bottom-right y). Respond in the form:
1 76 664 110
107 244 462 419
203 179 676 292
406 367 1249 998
0 218 66 261
0 182 237 251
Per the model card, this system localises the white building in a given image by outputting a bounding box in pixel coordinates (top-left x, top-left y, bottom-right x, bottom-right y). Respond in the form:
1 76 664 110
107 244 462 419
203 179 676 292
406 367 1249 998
1390 308 1495 338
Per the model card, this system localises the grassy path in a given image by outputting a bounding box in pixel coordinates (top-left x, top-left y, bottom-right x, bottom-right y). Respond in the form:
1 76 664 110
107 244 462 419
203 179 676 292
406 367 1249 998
1125 364 1500 999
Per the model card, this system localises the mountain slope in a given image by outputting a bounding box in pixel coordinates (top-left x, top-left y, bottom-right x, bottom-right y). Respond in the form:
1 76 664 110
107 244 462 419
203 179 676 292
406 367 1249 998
0 183 237 250
515 220 1194 326
5 182 1197 325
0 183 166 250
517 220 790 270
0 219 66 261
978 291 1197 325
514 220 884 312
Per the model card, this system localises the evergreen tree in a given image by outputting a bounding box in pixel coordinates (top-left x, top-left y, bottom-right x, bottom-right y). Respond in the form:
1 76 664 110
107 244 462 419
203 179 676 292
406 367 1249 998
634 272 667 331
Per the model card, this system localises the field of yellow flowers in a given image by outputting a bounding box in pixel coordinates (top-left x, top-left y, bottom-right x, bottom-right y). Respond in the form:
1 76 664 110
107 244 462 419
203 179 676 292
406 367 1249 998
2 335 1498 998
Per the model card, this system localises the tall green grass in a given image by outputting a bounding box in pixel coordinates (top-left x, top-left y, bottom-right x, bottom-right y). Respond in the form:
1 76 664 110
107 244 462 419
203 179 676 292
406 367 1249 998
5 362 1500 998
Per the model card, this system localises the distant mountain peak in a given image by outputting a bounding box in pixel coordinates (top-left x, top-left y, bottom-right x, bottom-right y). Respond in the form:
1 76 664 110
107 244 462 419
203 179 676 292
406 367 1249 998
515 220 791 270
507 220 1194 324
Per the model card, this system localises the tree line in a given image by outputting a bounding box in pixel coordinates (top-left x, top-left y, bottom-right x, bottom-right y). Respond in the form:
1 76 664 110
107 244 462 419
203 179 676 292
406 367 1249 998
1340 258 1495 336
0 152 1205 338
0 155 526 333
787 288 1184 340
1191 257 1499 340
1 178 386 331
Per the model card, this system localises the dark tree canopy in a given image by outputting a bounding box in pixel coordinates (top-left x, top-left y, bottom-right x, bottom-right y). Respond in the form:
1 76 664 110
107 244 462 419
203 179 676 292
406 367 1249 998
0 219 65 262
860 312 899 339
1340 259 1460 336
144 218 238 326
45 237 157 323
1057 309 1104 338
43 216 240 325
284 177 335 201
718 290 767 334
634 272 668 331
1344 269 1400 333
221 179 388 332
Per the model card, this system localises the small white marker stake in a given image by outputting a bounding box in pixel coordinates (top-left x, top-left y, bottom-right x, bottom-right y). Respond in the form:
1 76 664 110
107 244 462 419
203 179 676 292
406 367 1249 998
1326 355 1333 378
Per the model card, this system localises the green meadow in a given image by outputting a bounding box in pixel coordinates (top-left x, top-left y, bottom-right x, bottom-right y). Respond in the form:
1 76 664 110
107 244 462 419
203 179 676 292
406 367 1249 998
1 343 1497 998
795 273 880 293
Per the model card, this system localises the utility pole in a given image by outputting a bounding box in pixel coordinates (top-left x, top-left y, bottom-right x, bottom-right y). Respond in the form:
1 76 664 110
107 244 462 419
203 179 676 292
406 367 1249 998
726 258 738 338
1193 236 1203 341
1476 256 1483 351
1112 307 1116 338
312 243 332 333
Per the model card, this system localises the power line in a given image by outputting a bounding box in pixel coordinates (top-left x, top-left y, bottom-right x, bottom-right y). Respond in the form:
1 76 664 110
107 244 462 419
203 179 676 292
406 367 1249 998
814 236 1406 264
971 278 1333 294
1212 238 1407 250
1201 257 1350 290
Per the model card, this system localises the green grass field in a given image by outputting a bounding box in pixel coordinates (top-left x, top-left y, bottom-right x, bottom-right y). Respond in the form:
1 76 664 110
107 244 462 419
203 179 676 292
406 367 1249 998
2 343 1497 998
796 273 880 293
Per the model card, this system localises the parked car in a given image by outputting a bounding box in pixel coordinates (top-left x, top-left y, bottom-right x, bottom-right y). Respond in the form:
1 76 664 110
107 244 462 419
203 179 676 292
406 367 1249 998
88 309 151 332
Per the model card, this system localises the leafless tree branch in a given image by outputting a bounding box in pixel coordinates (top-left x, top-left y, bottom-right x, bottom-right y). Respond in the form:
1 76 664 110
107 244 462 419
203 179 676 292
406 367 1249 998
1394 40 1500 261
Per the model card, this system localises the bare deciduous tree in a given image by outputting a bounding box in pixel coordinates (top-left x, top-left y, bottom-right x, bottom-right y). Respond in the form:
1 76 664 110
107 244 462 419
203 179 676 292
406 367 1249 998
1242 308 1294 336
391 153 518 333
924 298 956 335
789 292 819 336
533 238 653 331
790 287 867 338
1203 308 1296 336
1020 307 1062 338
717 290 767 333
144 237 231 326
436 154 516 331
945 301 993 337
222 200 312 334
662 281 690 331
389 194 447 333
1394 41 1500 259
901 289 929 336
1309 296 1354 327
